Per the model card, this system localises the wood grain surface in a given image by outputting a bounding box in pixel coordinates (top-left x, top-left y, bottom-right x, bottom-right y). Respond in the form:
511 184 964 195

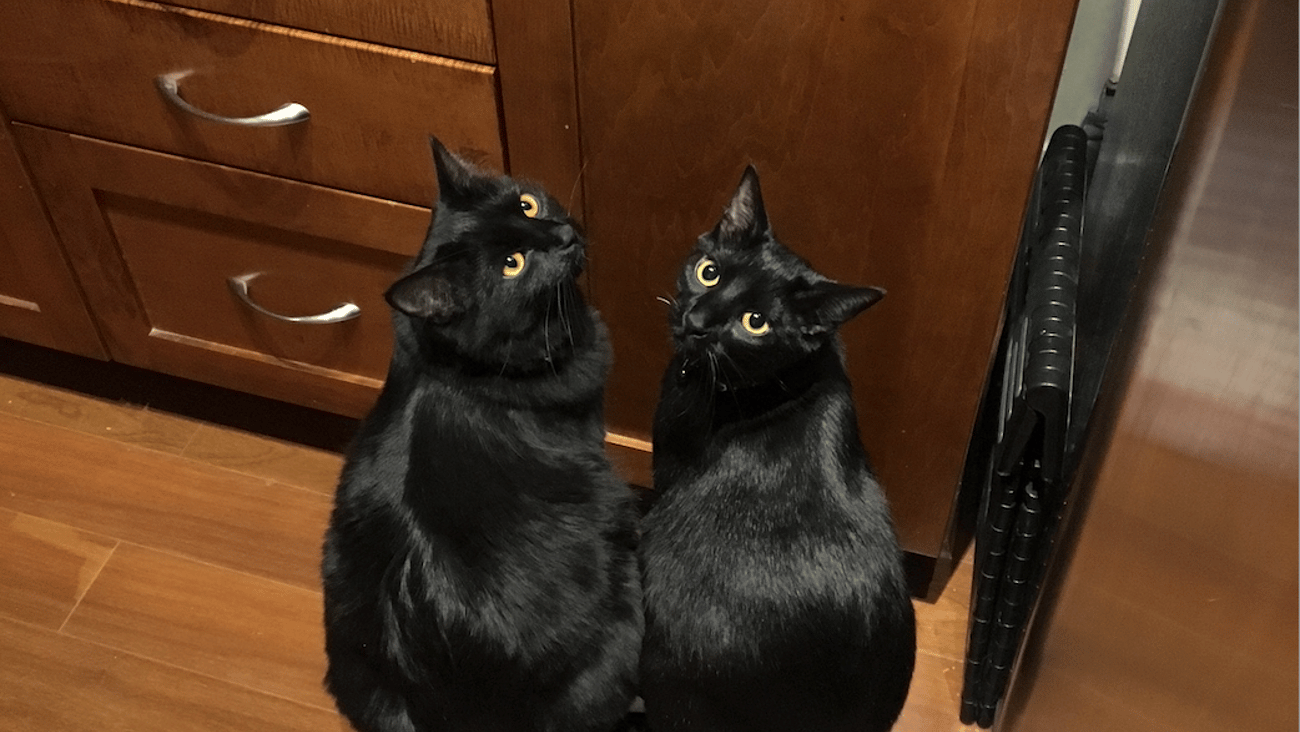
182 424 343 495
64 543 332 710
0 617 345 732
0 372 978 730
0 509 117 629
492 0 587 215
0 370 200 454
0 99 107 358
0 0 502 207
15 125 433 417
0 413 331 590
170 0 497 62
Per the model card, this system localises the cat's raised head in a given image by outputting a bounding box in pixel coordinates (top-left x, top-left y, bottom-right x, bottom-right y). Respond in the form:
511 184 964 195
385 137 590 372
669 166 884 390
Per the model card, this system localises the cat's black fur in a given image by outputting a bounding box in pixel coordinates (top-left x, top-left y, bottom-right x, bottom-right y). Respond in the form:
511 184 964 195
321 139 643 732
639 167 916 732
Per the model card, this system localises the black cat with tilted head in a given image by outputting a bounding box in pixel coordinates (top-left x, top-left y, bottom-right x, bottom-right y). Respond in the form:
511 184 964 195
639 167 916 732
321 139 642 732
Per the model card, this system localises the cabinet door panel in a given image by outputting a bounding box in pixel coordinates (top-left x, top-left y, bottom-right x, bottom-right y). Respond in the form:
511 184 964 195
0 112 105 359
16 125 429 417
574 0 1076 561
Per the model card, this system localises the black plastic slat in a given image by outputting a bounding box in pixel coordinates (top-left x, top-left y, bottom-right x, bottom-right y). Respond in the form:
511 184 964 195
960 124 1088 728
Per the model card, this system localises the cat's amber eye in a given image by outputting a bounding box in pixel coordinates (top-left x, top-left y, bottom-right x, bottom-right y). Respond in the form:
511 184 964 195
519 193 541 219
742 311 770 336
695 257 720 287
503 252 526 278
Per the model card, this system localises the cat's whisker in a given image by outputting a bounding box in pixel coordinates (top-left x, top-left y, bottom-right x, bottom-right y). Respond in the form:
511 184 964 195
554 287 570 361
559 285 576 349
409 246 462 272
499 336 514 377
655 295 676 307
544 293 557 374
705 355 719 414
719 350 749 392
707 351 726 395
566 157 590 213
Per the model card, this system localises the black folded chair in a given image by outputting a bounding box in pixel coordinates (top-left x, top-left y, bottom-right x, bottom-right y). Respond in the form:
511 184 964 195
960 124 1088 728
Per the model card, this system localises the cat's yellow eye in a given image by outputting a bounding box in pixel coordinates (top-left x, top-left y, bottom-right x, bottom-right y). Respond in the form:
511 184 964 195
503 252 526 278
519 193 541 219
695 257 720 287
742 311 770 336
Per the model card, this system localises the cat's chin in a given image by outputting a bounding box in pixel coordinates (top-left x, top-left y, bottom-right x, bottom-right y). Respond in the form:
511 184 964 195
673 354 709 387
674 353 744 394
676 362 728 391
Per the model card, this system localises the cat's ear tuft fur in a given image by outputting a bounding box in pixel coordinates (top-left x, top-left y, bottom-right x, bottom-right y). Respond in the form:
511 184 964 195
801 282 885 332
429 136 479 207
712 165 770 243
385 265 463 323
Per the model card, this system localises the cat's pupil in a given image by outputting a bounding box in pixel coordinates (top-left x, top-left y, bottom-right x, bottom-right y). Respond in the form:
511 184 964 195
747 313 766 329
506 254 519 268
702 263 718 281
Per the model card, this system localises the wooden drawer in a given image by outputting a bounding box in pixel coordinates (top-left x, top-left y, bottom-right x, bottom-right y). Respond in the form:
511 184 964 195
0 0 502 207
169 0 497 62
16 124 429 417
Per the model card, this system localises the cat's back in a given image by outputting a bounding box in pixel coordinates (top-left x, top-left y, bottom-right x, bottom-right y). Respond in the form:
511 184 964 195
328 364 629 577
645 385 904 602
641 385 914 732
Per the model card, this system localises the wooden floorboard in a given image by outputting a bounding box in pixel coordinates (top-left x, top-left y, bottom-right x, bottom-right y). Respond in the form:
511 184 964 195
0 414 330 591
181 422 344 496
63 542 333 711
0 508 117 630
0 617 346 732
0 373 201 454
0 369 977 731
918 553 974 663
896 652 972 732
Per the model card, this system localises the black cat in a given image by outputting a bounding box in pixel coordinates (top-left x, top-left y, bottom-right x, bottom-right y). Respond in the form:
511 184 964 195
639 167 916 732
321 138 643 732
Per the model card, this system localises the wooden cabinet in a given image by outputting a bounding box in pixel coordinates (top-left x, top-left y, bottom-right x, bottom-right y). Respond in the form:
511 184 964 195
0 103 105 359
0 0 1076 584
0 0 579 419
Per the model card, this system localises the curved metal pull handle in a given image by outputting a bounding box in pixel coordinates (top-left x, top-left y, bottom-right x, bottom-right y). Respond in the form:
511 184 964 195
228 273 360 324
156 72 310 127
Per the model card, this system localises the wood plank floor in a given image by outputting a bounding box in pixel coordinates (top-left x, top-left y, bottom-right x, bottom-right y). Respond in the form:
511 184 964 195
0 368 977 731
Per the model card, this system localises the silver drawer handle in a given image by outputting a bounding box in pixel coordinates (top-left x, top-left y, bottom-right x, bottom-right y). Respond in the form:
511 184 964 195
156 72 310 127
229 273 360 324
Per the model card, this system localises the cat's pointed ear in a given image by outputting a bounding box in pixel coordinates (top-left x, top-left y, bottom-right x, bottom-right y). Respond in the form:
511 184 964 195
384 265 463 323
801 282 885 332
712 165 770 243
429 136 478 206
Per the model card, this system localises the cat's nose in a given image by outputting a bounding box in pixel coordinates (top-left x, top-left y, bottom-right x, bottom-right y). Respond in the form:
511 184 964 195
681 310 710 341
553 223 580 247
